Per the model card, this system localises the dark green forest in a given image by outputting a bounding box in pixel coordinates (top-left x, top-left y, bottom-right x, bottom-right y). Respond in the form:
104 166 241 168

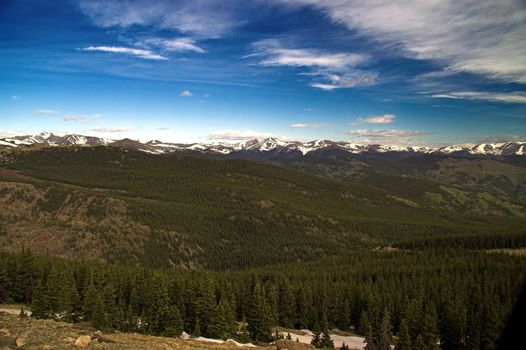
0 146 525 349
1 146 524 269
1 249 525 349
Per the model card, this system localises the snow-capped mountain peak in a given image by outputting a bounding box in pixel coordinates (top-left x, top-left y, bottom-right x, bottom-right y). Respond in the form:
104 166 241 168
1 132 525 157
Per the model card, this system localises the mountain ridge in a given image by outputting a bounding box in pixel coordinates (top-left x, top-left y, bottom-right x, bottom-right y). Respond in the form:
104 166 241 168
1 131 525 157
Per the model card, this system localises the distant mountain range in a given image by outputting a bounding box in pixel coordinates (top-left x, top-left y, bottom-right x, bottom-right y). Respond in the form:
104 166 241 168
1 131 525 157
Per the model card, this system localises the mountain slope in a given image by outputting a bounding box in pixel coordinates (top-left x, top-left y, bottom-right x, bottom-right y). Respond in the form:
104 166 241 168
1 146 524 269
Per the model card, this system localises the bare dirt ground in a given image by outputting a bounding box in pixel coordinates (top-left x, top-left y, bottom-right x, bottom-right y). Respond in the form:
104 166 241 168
0 167 33 182
276 327 365 350
0 312 274 350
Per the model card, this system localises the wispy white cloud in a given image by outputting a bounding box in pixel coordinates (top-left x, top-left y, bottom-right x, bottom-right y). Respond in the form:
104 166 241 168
0 129 19 138
11 95 21 100
351 114 396 125
253 39 366 69
140 37 205 53
78 0 243 39
249 38 376 90
91 125 139 133
348 129 427 137
290 123 327 129
180 89 193 97
80 46 167 60
207 129 280 141
64 113 101 122
33 109 60 115
345 128 429 145
468 134 526 144
288 0 526 83
156 126 170 130
432 91 526 104
64 115 88 122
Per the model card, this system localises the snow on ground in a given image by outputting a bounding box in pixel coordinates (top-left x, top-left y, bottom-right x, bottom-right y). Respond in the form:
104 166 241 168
181 333 256 348
0 140 17 147
279 329 365 350
0 307 32 316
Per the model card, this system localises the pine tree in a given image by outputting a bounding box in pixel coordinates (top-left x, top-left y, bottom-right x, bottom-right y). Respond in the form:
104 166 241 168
193 318 202 337
320 328 334 349
209 296 236 340
0 264 11 303
359 310 371 336
278 281 295 328
91 291 108 330
412 334 426 350
82 274 98 320
480 292 500 350
341 343 350 350
421 303 440 350
31 280 49 319
394 318 411 350
162 305 184 337
194 274 216 337
377 308 392 350
338 298 351 330
59 268 80 322
246 280 273 342
365 323 378 350
466 286 482 350
101 283 117 329
311 328 321 348
14 248 35 303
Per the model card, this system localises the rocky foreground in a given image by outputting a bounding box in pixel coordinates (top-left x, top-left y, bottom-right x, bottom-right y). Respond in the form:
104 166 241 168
0 312 310 350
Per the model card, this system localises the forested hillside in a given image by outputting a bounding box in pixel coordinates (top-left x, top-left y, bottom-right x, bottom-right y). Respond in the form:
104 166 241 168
0 146 525 349
0 146 525 269
270 153 526 217
1 249 524 349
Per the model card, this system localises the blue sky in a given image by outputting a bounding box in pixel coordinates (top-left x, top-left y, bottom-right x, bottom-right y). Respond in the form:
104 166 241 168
1 0 525 146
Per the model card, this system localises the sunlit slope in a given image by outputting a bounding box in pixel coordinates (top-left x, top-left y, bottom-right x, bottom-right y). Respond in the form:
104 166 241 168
0 146 524 269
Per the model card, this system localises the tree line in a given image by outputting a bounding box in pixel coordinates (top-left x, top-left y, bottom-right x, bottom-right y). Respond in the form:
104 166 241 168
1 249 524 349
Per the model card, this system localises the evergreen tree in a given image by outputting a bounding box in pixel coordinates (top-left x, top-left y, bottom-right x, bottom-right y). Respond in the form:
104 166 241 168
377 308 392 350
91 291 108 330
320 328 334 349
31 280 49 319
82 274 98 320
338 298 351 330
311 329 321 348
194 274 216 337
193 318 202 337
14 248 35 303
59 268 80 321
278 281 295 328
394 318 411 350
209 296 236 340
466 286 482 350
0 264 10 303
359 310 371 336
246 280 273 342
163 305 184 337
480 292 500 350
421 303 440 350
412 334 426 350
101 283 117 329
365 324 377 350
341 343 350 350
